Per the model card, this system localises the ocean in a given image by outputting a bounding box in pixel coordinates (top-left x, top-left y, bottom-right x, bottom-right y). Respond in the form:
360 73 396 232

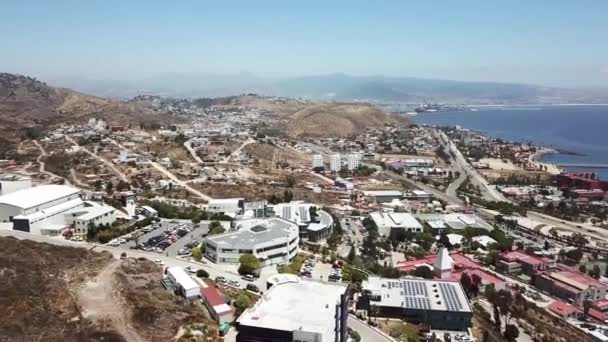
411 105 608 179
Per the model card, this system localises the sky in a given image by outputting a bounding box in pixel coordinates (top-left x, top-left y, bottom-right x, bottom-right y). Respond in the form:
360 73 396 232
1 0 607 87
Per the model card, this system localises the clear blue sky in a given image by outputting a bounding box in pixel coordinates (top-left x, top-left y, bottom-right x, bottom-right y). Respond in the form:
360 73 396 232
2 0 607 87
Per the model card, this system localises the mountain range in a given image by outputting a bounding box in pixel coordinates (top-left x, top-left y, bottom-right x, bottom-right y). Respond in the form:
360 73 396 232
48 72 608 104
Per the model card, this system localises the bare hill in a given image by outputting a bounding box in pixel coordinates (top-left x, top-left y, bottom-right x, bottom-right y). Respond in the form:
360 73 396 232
0 73 170 148
285 102 407 137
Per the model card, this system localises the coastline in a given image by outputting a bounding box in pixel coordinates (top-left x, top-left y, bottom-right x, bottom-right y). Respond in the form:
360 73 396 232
529 147 562 175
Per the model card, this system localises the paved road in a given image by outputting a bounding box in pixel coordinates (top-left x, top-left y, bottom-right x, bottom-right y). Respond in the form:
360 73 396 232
440 131 512 203
348 315 395 342
382 170 463 205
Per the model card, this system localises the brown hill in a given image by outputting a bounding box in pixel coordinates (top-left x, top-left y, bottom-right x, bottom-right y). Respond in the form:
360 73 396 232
0 73 170 151
286 102 407 137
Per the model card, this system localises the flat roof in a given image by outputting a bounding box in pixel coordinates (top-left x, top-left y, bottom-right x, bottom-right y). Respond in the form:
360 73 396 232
66 202 114 221
13 198 84 222
362 190 403 197
370 212 423 236
206 217 298 250
363 276 472 313
167 267 200 291
0 184 81 210
238 279 347 340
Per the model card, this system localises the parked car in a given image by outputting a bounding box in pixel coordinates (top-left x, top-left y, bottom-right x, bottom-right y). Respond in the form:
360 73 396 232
246 283 260 293
228 280 240 288
215 276 227 284
120 252 127 259
242 274 255 282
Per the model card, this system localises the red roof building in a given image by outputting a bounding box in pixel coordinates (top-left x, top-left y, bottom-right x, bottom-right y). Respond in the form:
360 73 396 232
200 283 233 324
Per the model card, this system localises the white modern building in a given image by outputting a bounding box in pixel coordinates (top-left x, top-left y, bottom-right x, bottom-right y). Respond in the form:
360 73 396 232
347 154 361 171
272 201 334 242
0 184 116 236
312 154 324 169
204 217 299 266
237 278 350 342
64 201 116 234
330 154 342 172
368 212 423 238
207 198 244 214
164 267 200 299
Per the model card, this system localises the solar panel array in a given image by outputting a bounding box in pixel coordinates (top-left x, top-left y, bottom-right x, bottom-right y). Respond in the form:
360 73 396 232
282 207 291 220
403 296 431 310
438 283 463 311
392 280 431 310
299 207 309 221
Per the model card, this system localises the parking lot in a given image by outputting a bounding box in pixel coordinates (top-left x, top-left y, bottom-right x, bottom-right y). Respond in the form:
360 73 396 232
118 219 202 256
298 256 343 283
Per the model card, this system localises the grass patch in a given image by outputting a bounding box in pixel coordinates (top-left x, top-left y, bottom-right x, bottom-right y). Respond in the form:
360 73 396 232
277 254 307 274
379 321 418 342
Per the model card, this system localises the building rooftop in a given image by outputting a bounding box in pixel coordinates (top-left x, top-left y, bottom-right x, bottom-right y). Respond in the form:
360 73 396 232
416 213 493 231
206 217 298 250
201 285 232 316
362 190 403 197
237 279 347 340
0 184 81 210
363 276 472 313
166 267 200 291
369 212 423 236
65 201 114 221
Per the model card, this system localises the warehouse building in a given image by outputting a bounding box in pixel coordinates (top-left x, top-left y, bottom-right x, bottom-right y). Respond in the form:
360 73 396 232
236 278 350 342
0 174 32 196
358 276 473 331
204 217 299 266
369 212 423 238
207 198 244 215
164 267 201 300
362 190 403 204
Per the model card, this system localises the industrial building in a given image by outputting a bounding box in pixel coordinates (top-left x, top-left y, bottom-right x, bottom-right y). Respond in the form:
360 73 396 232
0 184 115 236
204 217 299 266
416 213 494 234
163 267 201 300
358 276 473 331
362 190 403 203
0 174 32 196
236 278 350 342
368 212 423 238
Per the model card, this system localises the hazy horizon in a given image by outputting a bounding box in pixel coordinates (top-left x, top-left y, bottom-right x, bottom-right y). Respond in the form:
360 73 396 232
2 1 608 88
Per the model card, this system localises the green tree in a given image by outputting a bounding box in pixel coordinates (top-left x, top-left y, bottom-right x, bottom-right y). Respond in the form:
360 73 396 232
97 230 114 244
209 221 226 235
233 291 253 316
413 265 434 279
191 247 202 261
238 254 260 275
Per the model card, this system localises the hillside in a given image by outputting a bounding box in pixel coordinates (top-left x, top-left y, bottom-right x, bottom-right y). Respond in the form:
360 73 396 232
0 73 170 152
285 102 407 137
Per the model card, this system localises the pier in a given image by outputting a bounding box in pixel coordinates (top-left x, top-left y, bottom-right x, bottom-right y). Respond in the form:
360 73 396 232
556 163 608 168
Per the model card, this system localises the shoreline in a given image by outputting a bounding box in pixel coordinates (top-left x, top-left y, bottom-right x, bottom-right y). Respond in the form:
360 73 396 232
529 147 562 175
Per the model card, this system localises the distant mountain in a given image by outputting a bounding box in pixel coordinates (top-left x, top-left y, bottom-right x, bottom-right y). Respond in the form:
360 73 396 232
48 73 608 104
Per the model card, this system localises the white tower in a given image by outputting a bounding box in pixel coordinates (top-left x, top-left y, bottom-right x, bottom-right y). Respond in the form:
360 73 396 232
434 247 454 279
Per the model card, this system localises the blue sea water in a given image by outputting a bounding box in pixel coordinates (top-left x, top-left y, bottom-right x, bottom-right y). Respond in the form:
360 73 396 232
411 105 608 180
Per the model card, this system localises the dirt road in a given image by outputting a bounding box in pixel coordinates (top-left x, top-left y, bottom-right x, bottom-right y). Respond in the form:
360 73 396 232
78 260 145 342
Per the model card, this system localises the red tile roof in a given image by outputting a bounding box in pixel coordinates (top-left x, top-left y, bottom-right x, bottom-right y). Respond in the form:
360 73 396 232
548 301 578 317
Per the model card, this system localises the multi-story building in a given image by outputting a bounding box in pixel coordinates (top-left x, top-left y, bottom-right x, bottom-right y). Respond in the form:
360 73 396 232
495 251 556 276
535 265 608 306
312 154 324 170
237 278 350 342
204 217 299 266
271 201 334 242
347 154 361 171
358 276 473 331
330 154 342 172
